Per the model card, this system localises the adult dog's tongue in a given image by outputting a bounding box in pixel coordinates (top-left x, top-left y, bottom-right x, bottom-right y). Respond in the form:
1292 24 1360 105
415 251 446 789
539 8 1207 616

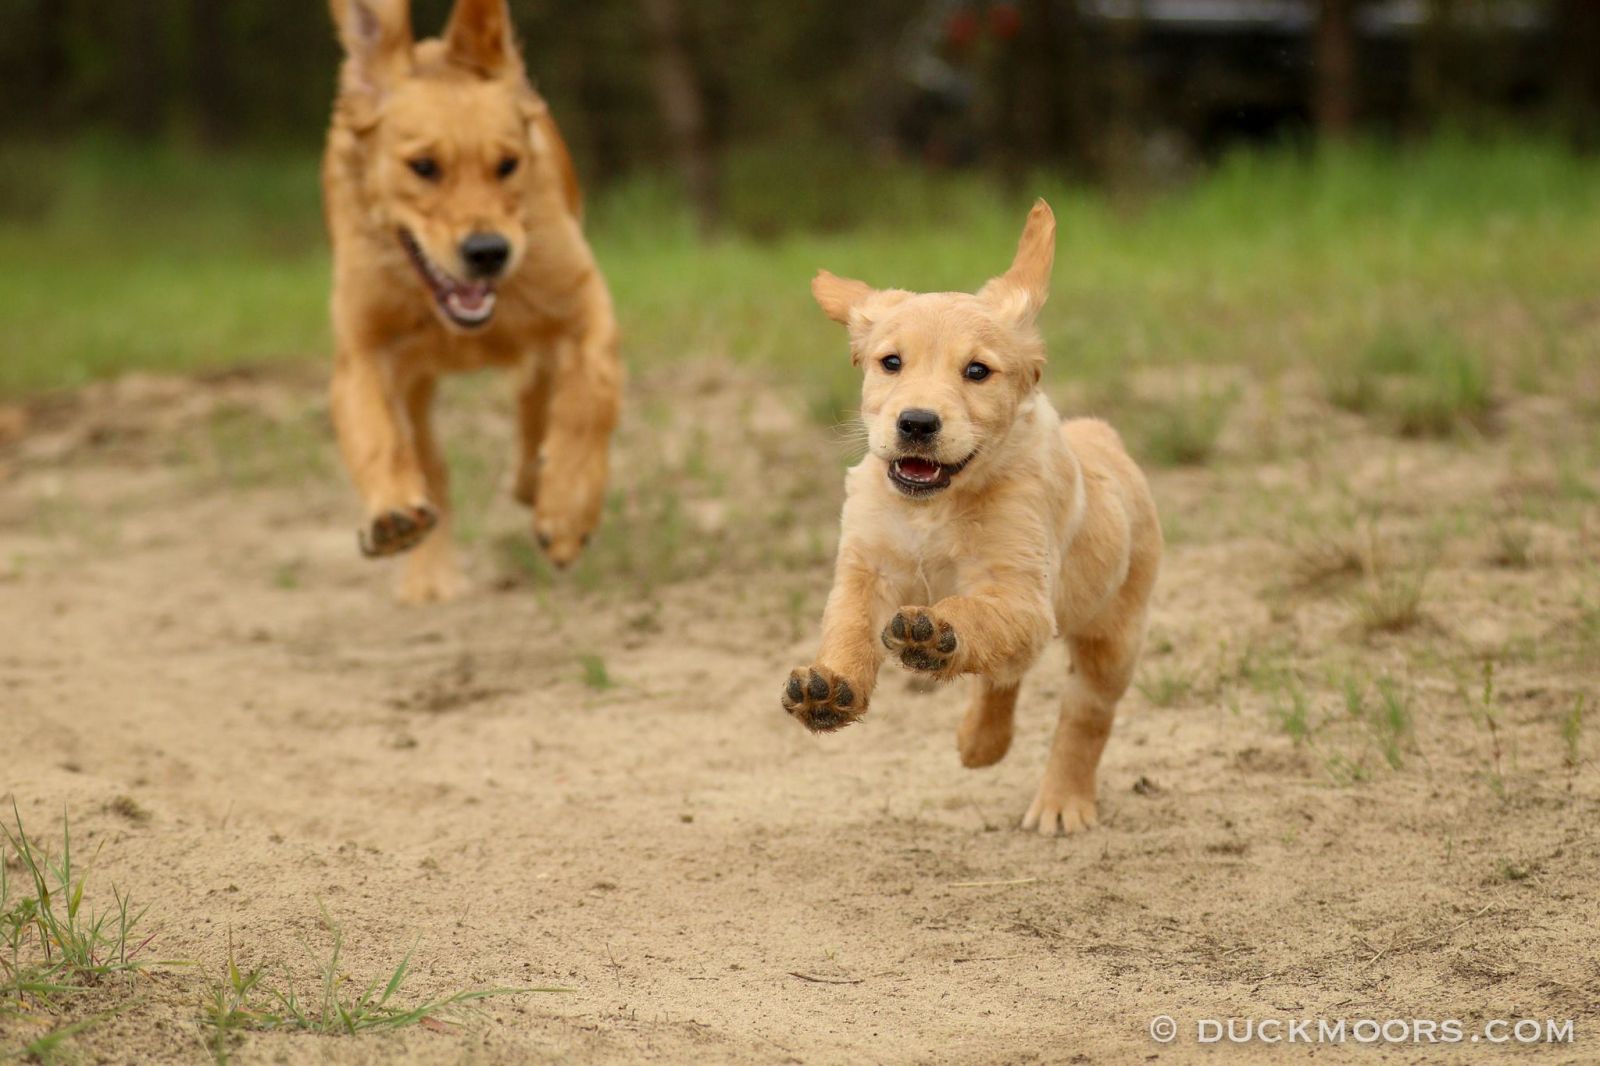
894 457 941 483
444 281 495 325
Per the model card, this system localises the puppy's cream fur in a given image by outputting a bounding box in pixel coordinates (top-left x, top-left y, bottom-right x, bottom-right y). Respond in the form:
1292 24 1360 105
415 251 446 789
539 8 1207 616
783 201 1162 835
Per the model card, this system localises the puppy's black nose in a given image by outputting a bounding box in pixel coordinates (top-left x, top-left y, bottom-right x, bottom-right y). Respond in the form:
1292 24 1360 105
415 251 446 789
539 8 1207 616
897 408 942 441
461 232 510 278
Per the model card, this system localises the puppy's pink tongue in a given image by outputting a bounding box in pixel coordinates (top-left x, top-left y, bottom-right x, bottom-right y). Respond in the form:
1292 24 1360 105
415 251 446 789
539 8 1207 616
896 458 941 482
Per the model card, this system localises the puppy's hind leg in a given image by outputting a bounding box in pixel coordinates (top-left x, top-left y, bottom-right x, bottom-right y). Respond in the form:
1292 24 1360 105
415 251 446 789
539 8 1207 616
957 677 1019 768
397 375 466 604
1023 622 1144 836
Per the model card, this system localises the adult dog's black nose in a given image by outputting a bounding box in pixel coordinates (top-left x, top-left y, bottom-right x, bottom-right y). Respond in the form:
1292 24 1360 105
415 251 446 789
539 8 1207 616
897 408 942 441
460 232 510 278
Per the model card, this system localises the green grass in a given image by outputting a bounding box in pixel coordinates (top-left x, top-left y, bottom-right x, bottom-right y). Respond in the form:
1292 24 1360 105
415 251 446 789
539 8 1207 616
4 135 1600 398
1328 324 1495 438
202 908 546 1064
578 653 613 690
2 805 174 1056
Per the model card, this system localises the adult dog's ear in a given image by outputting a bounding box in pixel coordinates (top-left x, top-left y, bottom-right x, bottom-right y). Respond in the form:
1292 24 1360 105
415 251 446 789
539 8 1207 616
445 0 522 78
331 0 413 104
811 271 876 327
979 199 1056 328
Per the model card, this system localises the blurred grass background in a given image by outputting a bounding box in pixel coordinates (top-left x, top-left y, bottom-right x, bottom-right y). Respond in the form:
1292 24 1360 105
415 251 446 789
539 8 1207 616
2 135 1597 404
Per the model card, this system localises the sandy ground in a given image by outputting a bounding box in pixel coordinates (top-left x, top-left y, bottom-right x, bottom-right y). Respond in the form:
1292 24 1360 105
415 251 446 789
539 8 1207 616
1 363 1597 1064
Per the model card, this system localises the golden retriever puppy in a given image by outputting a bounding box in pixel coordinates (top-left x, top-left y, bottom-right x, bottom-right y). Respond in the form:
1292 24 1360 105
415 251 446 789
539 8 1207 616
324 0 621 602
782 201 1162 836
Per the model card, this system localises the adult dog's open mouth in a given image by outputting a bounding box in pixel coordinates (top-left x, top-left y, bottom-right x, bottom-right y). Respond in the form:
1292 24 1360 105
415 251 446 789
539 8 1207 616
887 453 973 498
399 229 496 329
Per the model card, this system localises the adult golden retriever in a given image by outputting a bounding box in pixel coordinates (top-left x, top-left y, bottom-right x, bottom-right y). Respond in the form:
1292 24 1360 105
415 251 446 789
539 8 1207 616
325 0 620 601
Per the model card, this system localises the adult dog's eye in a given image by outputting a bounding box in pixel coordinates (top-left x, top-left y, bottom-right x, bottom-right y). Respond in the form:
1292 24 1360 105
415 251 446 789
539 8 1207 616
496 156 520 179
408 157 441 181
880 354 902 373
964 361 992 382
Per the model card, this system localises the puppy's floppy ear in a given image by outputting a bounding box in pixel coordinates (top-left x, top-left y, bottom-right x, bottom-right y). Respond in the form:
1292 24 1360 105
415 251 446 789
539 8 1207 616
978 198 1055 328
811 271 876 326
331 0 413 103
444 0 523 78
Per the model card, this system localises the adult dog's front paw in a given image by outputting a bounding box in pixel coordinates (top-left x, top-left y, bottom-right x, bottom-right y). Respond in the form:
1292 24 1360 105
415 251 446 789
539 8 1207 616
358 504 438 558
882 607 958 676
782 665 865 733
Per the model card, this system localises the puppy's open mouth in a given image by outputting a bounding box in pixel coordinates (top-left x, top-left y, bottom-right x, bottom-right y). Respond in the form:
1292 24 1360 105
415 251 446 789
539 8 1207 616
888 454 972 497
399 229 496 330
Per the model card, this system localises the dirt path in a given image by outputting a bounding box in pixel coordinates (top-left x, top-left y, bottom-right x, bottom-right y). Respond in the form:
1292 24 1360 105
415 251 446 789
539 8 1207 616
2 366 1597 1063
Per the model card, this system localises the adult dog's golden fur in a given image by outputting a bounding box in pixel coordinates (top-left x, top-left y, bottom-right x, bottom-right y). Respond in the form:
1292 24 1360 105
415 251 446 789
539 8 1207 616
782 201 1162 835
324 0 620 601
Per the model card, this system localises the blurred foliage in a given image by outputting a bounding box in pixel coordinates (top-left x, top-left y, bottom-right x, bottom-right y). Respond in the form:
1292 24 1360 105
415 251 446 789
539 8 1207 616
2 134 1598 398
1 0 1598 190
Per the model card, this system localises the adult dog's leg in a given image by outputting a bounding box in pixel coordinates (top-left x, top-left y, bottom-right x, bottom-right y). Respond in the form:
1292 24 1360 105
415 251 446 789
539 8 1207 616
397 374 466 604
1023 612 1146 836
330 347 437 559
957 678 1019 768
511 351 555 511
531 282 622 566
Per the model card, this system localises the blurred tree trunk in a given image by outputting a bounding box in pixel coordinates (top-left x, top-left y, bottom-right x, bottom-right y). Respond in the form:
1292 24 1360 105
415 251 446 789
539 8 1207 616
1411 0 1445 133
1553 0 1600 148
1105 1 1145 188
638 0 720 236
1314 0 1356 139
1047 0 1098 176
190 0 233 146
117 2 167 138
32 0 70 128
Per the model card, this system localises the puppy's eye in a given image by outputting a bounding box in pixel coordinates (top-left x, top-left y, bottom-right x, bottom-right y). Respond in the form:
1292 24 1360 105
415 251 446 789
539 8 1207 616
496 156 520 179
408 157 441 181
880 354 902 374
963 361 992 382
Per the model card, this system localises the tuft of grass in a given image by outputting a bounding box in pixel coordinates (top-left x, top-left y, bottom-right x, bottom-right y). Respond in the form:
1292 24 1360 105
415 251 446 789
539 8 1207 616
1351 564 1429 634
1288 529 1369 594
1343 674 1415 770
2 805 174 1054
1128 387 1238 467
578 653 613 691
1473 661 1508 799
1488 520 1534 569
1327 325 1495 438
103 796 150 825
1269 683 1313 745
1562 695 1585 793
202 910 551 1064
1136 664 1195 708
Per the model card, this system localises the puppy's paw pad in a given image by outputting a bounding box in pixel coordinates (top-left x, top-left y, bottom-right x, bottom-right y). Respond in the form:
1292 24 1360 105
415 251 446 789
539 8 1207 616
781 665 864 733
359 505 438 558
1021 789 1099 837
881 607 957 675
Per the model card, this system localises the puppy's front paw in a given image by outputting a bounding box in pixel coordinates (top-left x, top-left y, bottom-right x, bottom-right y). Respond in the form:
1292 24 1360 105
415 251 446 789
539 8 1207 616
782 665 865 733
882 607 958 676
358 504 438 558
